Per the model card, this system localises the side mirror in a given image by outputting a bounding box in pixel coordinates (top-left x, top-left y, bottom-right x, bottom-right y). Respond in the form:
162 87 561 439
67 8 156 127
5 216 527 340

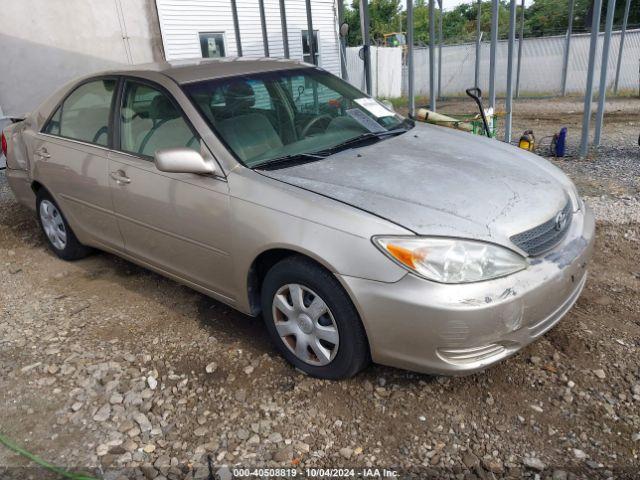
154 147 216 175
340 22 349 38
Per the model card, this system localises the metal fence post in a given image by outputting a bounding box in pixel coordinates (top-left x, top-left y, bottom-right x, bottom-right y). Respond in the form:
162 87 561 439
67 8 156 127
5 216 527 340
614 0 631 94
230 0 242 56
305 0 317 65
337 0 346 78
259 0 269 56
475 0 481 88
407 0 415 117
489 0 499 110
279 0 289 58
429 0 436 110
579 0 603 158
505 0 517 143
437 0 443 100
594 0 617 145
515 0 525 98
359 0 372 95
561 0 575 96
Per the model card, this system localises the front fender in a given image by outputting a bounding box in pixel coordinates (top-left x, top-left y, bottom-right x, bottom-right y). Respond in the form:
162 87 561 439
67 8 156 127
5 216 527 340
227 168 411 313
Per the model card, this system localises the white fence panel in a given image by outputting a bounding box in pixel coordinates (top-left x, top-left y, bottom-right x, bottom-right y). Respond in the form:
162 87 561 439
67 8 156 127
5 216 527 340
345 47 366 91
345 46 402 98
347 29 640 98
371 47 403 98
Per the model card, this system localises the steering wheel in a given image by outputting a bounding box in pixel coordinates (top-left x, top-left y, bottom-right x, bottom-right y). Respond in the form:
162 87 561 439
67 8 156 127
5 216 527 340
300 114 333 138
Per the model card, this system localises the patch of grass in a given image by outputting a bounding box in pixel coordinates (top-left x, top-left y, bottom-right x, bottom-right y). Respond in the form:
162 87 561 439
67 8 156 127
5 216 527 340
0 432 98 480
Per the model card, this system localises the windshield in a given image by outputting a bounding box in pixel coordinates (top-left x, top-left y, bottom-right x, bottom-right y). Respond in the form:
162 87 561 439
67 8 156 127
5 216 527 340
183 67 411 168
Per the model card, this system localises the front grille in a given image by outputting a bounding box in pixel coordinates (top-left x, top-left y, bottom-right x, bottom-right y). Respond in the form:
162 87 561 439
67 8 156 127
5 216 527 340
510 200 573 256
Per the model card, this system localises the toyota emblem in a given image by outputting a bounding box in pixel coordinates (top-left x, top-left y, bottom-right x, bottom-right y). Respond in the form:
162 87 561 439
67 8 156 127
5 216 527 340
554 211 568 231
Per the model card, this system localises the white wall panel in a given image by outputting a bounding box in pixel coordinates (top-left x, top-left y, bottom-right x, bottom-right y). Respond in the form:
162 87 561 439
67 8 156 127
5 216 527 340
346 29 640 98
0 0 161 116
156 0 341 76
345 46 402 98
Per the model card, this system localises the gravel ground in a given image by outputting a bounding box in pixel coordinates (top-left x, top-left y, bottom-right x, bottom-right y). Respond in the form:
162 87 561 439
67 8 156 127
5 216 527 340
1 97 639 480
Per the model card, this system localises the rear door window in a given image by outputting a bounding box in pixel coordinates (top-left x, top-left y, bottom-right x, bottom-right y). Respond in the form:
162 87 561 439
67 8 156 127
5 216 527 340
44 79 116 147
119 81 199 157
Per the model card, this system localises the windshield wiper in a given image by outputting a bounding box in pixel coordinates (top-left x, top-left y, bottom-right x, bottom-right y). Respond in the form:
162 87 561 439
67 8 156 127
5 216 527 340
251 127 409 170
251 152 326 169
321 127 410 153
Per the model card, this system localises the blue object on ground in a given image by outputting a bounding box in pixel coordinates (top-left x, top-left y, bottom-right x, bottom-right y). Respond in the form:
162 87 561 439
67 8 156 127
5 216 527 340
554 127 567 157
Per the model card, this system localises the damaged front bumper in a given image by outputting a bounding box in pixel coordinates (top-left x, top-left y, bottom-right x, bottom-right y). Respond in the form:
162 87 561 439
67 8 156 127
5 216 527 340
339 205 595 375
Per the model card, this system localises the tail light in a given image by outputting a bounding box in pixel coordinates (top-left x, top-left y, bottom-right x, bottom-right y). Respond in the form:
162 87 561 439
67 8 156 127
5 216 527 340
1 132 7 157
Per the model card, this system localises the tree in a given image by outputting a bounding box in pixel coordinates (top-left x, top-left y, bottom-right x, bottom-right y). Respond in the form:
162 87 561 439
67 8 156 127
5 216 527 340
344 0 402 46
342 0 640 47
525 0 570 36
344 4 362 46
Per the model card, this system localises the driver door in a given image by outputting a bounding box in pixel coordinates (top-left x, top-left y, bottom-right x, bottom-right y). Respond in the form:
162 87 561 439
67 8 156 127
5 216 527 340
108 79 234 300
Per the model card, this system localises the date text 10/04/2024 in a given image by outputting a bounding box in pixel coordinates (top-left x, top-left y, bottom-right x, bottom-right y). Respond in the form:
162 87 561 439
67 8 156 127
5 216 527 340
232 468 400 478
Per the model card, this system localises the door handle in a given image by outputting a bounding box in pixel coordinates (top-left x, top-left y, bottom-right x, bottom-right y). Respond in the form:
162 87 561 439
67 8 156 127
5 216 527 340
110 170 131 185
36 147 51 159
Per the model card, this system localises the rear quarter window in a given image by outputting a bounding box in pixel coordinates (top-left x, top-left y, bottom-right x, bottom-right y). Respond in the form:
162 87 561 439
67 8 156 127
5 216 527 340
43 79 116 147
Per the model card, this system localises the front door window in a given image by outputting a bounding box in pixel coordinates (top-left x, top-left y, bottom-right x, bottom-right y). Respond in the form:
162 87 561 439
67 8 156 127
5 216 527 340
119 81 199 157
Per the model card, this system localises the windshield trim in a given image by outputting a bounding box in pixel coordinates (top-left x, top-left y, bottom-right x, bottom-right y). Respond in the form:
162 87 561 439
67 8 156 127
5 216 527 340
181 67 409 169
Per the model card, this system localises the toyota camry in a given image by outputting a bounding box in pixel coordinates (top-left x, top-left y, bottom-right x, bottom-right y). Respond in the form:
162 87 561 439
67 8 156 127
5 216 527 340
2 58 594 379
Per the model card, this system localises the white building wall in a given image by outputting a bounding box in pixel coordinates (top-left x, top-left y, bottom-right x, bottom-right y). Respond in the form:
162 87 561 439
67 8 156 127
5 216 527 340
155 0 238 58
155 0 341 76
0 0 162 116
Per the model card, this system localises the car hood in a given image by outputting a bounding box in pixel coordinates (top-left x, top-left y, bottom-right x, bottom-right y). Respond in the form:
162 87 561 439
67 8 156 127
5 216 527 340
259 123 571 250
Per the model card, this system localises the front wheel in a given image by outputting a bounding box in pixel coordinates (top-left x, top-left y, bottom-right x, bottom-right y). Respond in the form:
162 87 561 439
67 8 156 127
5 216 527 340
261 256 370 379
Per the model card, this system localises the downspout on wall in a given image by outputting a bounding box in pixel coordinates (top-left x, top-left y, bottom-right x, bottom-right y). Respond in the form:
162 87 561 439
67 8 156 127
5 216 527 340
145 0 166 61
0 105 6 168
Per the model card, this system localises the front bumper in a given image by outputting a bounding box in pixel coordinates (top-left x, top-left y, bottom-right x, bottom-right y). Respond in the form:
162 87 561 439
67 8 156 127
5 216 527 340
340 205 595 375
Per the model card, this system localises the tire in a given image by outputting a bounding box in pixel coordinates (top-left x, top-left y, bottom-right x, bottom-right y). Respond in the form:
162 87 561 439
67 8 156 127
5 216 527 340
36 189 92 261
261 256 370 379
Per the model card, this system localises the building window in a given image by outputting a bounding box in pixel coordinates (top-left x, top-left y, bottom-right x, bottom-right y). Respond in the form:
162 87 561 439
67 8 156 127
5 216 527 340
301 30 319 65
199 32 226 58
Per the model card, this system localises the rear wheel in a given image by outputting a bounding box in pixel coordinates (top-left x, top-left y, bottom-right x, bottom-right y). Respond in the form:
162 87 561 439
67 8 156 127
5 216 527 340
36 190 91 261
261 256 370 379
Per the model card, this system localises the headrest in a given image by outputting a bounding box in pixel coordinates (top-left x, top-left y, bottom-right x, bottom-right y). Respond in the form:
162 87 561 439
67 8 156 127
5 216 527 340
150 95 179 120
224 81 255 111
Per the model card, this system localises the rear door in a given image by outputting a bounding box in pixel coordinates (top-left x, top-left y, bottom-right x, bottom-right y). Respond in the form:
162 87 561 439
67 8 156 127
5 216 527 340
35 77 124 250
108 78 234 299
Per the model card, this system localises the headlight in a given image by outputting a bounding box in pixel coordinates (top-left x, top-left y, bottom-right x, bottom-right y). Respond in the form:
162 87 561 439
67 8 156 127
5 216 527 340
373 236 528 284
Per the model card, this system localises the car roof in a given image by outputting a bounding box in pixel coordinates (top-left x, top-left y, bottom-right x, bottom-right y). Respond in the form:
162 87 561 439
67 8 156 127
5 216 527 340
110 57 310 84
